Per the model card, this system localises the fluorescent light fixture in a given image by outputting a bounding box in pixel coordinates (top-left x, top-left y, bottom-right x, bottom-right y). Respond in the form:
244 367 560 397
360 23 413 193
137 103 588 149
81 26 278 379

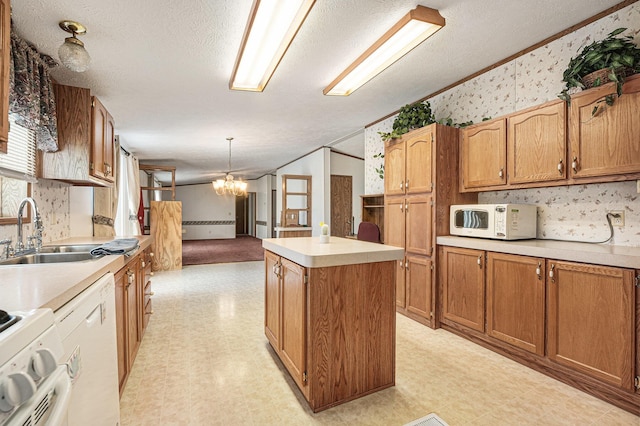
324 5 445 96
230 0 316 92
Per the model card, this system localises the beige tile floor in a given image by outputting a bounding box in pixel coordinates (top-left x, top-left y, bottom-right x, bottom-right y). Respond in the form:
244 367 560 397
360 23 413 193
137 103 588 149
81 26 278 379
120 261 639 426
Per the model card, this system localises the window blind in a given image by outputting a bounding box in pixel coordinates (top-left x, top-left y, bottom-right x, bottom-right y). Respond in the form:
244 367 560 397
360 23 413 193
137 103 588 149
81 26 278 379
0 118 37 182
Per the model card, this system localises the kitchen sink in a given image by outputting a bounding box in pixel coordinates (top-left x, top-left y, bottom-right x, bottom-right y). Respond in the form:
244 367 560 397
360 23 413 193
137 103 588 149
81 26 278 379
0 251 102 266
39 244 102 253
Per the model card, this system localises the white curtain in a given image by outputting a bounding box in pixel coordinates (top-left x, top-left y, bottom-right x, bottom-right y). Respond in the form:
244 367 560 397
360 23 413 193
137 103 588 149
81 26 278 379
114 150 141 236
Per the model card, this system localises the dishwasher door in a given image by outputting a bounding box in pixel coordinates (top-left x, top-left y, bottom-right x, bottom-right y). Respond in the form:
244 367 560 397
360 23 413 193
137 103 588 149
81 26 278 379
54 272 120 426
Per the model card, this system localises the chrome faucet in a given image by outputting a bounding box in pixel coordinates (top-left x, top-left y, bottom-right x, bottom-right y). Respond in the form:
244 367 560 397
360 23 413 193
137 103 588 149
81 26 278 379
16 197 44 255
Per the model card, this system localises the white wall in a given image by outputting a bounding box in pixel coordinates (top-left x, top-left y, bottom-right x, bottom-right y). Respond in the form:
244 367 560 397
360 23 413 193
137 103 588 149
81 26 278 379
252 175 274 239
176 183 235 240
330 151 364 235
277 148 330 236
364 3 640 246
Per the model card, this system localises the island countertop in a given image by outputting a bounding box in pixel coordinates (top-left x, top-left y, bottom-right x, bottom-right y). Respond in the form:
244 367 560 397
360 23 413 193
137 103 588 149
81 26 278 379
0 235 152 312
262 236 403 268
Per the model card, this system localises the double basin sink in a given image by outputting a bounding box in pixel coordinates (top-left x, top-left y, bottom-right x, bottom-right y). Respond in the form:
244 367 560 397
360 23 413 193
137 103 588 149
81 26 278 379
0 244 103 266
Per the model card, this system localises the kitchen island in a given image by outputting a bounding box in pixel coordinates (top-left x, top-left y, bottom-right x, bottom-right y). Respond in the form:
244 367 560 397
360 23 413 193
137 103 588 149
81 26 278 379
262 236 404 412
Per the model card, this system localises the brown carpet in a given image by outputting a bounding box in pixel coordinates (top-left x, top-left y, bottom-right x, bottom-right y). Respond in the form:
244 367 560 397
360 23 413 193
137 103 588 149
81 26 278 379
182 236 264 265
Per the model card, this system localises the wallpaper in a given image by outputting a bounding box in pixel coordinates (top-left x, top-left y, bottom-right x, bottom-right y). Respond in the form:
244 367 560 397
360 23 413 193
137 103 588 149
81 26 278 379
364 3 640 246
0 179 69 243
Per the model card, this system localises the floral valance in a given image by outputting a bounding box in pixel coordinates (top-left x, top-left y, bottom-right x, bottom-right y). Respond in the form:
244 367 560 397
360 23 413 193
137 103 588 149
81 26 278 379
9 25 58 152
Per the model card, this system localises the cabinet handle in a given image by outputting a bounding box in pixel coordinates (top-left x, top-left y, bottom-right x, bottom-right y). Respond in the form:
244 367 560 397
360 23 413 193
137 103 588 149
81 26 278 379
141 261 146 268
405 203 408 212
399 260 403 268
126 270 135 286
549 263 555 282
400 182 403 190
146 291 155 296
405 262 409 270
498 168 504 179
400 204 403 212
150 272 154 276
477 255 482 268
405 180 409 189
557 159 563 175
571 157 578 173
149 252 154 257
536 261 542 280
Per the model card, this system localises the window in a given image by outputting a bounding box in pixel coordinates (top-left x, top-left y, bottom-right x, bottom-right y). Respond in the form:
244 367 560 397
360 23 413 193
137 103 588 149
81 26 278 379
0 117 37 181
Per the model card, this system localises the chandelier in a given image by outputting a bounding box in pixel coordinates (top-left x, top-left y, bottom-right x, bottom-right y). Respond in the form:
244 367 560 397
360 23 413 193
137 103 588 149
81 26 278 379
213 137 247 196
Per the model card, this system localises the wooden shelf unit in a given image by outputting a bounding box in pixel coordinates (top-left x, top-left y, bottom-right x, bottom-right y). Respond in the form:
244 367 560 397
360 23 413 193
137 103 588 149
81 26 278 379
139 164 176 235
361 194 384 243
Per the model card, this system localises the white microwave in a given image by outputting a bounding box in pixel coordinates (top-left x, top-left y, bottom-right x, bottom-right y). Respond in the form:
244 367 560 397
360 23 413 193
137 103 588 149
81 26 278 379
450 204 537 240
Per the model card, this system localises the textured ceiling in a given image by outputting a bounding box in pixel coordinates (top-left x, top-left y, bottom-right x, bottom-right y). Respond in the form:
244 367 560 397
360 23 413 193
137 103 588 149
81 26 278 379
11 0 624 184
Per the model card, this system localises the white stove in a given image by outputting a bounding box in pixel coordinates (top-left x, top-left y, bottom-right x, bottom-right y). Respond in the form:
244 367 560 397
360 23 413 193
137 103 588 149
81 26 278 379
0 308 71 426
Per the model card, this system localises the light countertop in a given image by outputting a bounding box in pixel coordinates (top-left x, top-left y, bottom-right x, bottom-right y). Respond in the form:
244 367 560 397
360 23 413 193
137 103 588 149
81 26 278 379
263 237 403 268
437 236 640 269
0 235 152 312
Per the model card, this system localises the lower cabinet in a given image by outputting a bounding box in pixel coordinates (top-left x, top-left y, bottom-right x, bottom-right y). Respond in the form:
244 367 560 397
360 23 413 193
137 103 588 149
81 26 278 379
114 247 153 396
405 255 432 319
264 250 396 412
438 245 639 414
547 260 635 390
440 246 485 332
486 252 545 356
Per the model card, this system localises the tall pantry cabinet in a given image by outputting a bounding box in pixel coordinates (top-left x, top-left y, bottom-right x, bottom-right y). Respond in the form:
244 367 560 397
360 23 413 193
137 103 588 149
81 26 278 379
384 124 476 327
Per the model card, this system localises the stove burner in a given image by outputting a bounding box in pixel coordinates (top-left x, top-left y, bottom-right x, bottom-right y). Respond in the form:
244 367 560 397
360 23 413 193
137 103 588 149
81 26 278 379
0 309 19 333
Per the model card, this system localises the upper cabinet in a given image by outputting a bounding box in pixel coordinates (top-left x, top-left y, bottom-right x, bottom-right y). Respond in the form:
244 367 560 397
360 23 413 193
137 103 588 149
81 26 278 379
384 131 433 196
461 77 640 192
460 117 507 190
569 74 640 179
39 83 116 186
0 0 10 153
508 100 567 185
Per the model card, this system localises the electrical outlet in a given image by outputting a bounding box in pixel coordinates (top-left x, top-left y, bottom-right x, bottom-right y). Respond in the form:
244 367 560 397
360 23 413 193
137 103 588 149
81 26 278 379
608 210 625 227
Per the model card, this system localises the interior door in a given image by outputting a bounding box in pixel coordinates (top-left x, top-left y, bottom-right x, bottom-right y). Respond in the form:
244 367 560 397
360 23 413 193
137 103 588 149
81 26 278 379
330 175 352 237
235 194 247 235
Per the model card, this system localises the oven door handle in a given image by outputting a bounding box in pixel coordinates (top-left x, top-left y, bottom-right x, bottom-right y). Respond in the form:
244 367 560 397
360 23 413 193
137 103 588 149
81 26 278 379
7 365 72 426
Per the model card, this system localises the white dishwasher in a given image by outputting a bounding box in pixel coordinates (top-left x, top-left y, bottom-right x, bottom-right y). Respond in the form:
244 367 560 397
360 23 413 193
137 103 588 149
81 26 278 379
54 272 120 426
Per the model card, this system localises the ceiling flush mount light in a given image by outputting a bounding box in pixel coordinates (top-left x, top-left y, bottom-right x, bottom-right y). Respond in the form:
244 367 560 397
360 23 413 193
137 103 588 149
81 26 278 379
213 138 247 196
324 5 445 96
58 20 91 72
230 0 316 92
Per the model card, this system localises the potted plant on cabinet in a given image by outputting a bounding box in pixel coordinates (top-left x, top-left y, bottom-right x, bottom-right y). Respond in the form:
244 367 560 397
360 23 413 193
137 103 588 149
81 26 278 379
558 27 640 115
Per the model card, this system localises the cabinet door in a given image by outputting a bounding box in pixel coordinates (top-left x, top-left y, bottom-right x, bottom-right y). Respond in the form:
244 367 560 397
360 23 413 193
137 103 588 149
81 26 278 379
264 251 280 349
91 97 107 180
280 258 307 390
114 267 128 394
405 129 433 194
547 261 635 389
441 247 485 332
486 253 545 355
384 197 405 249
0 0 9 152
384 139 406 196
395 257 406 308
460 118 507 190
405 196 432 256
405 255 432 319
104 112 115 182
125 264 140 370
508 100 567 184
569 76 640 178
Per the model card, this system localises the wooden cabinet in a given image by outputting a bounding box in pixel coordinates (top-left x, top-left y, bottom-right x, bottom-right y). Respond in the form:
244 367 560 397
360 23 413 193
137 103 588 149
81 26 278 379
461 100 567 191
0 0 10 153
460 118 507 190
114 249 153 396
361 194 384 243
91 97 115 183
569 74 640 179
150 201 182 271
265 252 308 396
547 260 635 389
385 124 476 325
264 249 396 412
486 252 545 355
508 100 567 184
440 246 485 332
40 84 115 186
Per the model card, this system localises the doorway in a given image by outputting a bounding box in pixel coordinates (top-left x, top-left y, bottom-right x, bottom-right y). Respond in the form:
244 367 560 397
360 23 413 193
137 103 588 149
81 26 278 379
330 175 352 237
236 193 256 236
